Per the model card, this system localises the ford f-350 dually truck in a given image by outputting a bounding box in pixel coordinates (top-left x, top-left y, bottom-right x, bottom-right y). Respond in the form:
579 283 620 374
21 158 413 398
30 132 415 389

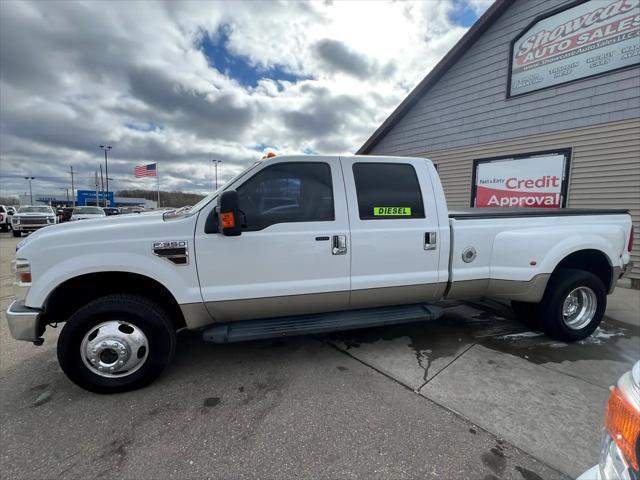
6 155 634 393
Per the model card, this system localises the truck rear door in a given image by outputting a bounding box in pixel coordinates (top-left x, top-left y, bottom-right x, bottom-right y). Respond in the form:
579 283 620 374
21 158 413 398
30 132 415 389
339 157 445 307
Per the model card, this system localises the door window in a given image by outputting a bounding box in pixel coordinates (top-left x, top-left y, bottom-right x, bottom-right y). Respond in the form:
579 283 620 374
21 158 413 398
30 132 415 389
352 163 425 220
237 162 334 231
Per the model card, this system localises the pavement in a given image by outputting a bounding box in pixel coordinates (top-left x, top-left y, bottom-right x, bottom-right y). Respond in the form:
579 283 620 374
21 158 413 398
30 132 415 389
1 232 638 479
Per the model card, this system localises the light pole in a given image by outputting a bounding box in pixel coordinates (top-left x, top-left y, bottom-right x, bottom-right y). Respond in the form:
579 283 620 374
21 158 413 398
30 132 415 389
212 159 222 190
99 145 112 203
24 176 35 204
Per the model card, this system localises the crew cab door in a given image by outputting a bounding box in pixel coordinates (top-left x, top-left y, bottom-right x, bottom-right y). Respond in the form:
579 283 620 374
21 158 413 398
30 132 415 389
339 156 445 307
195 157 351 322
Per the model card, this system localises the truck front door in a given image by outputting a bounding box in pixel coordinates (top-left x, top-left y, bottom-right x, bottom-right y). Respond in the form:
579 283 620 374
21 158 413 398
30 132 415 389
195 157 351 322
339 156 445 308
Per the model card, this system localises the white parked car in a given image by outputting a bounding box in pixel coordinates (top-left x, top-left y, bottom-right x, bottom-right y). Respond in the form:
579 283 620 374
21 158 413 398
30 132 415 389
0 205 12 232
5 155 634 393
70 206 106 221
10 205 56 237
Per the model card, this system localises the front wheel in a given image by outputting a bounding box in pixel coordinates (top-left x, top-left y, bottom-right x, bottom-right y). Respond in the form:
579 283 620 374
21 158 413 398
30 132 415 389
57 295 176 393
537 268 606 342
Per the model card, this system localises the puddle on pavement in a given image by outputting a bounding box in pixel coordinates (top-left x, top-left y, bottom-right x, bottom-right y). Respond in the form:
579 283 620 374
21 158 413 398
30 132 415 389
328 300 639 369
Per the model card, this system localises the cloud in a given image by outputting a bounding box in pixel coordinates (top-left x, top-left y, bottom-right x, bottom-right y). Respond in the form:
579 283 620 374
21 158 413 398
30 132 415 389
0 0 476 198
313 39 395 80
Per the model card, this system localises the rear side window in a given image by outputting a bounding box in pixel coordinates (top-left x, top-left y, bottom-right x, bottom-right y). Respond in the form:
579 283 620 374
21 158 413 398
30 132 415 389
237 162 334 231
352 163 425 220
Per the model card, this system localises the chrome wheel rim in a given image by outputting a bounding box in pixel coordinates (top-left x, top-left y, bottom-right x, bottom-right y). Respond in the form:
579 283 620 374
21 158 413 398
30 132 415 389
561 287 597 330
80 321 149 378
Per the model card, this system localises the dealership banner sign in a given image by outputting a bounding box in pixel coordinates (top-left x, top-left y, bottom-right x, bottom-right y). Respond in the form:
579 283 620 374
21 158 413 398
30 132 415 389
510 0 640 96
473 153 569 208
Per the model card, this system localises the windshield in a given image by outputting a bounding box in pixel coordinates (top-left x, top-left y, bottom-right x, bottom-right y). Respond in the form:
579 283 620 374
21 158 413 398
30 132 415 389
18 206 52 213
73 207 104 214
189 161 262 213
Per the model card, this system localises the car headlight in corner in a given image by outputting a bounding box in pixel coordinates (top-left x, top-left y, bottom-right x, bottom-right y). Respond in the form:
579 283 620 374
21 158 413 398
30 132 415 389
13 259 32 301
599 366 640 480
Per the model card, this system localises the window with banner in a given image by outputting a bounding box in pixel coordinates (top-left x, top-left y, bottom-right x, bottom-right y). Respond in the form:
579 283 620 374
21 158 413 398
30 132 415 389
471 150 571 209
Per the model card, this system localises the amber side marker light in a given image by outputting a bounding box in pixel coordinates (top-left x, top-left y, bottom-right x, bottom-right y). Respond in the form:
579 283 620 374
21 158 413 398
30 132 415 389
220 212 235 229
18 272 32 283
605 386 640 471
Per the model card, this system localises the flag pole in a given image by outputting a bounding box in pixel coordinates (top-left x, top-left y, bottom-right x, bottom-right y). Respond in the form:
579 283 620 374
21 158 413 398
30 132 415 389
156 162 160 208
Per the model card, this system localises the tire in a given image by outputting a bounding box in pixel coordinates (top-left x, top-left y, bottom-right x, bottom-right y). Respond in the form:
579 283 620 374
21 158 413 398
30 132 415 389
57 295 176 394
12 230 21 237
511 300 540 329
537 268 606 342
0 224 7 232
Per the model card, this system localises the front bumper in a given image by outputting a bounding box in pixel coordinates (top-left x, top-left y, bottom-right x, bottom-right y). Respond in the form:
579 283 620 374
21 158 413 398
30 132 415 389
12 224 50 232
6 300 43 342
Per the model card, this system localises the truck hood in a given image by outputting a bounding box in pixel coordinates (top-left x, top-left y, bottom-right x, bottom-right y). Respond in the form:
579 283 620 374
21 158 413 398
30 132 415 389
16 212 179 255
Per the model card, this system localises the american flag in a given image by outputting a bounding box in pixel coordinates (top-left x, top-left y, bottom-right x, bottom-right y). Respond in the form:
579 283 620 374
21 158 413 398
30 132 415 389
134 163 157 177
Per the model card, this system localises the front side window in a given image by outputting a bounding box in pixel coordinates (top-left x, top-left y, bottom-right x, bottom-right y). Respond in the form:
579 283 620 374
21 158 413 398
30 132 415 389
352 163 425 220
237 162 334 231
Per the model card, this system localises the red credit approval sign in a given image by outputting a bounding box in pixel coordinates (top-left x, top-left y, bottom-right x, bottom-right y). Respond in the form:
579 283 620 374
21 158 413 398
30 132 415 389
473 154 567 208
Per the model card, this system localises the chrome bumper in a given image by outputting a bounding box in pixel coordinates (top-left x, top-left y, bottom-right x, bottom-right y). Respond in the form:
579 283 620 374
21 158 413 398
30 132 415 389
6 300 43 342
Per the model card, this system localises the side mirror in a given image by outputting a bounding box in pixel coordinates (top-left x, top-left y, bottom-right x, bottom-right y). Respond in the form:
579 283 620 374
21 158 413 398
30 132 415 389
217 190 242 236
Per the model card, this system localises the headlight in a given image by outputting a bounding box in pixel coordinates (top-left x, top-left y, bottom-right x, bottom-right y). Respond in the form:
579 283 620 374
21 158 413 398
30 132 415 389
12 259 31 301
12 217 20 224
14 259 31 284
47 217 54 223
599 369 640 480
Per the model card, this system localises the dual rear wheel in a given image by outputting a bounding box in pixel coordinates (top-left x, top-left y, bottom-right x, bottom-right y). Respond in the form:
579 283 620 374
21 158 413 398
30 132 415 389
512 268 607 342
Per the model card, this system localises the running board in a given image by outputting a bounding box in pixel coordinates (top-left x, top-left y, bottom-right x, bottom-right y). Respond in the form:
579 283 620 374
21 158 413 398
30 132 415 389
202 303 444 343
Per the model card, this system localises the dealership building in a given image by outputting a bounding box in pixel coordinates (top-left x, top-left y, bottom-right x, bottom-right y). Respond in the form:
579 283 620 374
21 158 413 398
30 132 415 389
358 0 640 285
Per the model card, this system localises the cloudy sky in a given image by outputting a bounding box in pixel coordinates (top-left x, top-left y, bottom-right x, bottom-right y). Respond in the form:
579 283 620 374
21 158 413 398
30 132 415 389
0 0 491 198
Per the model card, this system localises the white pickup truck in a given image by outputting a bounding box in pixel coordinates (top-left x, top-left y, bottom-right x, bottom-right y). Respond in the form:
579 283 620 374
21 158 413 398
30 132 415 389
6 155 634 393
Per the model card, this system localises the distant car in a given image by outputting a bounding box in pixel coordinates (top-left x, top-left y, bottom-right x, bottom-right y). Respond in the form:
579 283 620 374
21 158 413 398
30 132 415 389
59 207 74 223
103 207 121 216
0 205 11 232
577 361 639 480
120 206 144 214
70 206 106 221
10 205 57 237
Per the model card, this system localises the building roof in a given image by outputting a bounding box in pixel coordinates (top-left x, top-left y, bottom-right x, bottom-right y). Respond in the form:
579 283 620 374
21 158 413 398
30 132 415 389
357 0 512 155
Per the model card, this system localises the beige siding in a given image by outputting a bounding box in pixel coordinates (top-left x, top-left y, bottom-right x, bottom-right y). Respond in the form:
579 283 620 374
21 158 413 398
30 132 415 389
416 118 640 280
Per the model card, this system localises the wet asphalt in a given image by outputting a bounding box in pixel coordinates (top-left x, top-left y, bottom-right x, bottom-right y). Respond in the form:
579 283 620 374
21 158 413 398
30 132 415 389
1 233 637 479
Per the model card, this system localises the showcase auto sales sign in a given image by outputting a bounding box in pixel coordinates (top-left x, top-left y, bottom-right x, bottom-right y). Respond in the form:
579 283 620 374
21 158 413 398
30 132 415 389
510 0 640 96
474 155 566 208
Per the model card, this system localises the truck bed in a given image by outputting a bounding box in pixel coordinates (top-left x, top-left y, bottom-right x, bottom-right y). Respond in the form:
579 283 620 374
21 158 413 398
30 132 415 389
449 208 629 220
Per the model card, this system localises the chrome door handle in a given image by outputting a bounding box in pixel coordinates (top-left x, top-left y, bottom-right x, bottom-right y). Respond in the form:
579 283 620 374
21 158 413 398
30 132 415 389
424 232 437 250
332 235 347 255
